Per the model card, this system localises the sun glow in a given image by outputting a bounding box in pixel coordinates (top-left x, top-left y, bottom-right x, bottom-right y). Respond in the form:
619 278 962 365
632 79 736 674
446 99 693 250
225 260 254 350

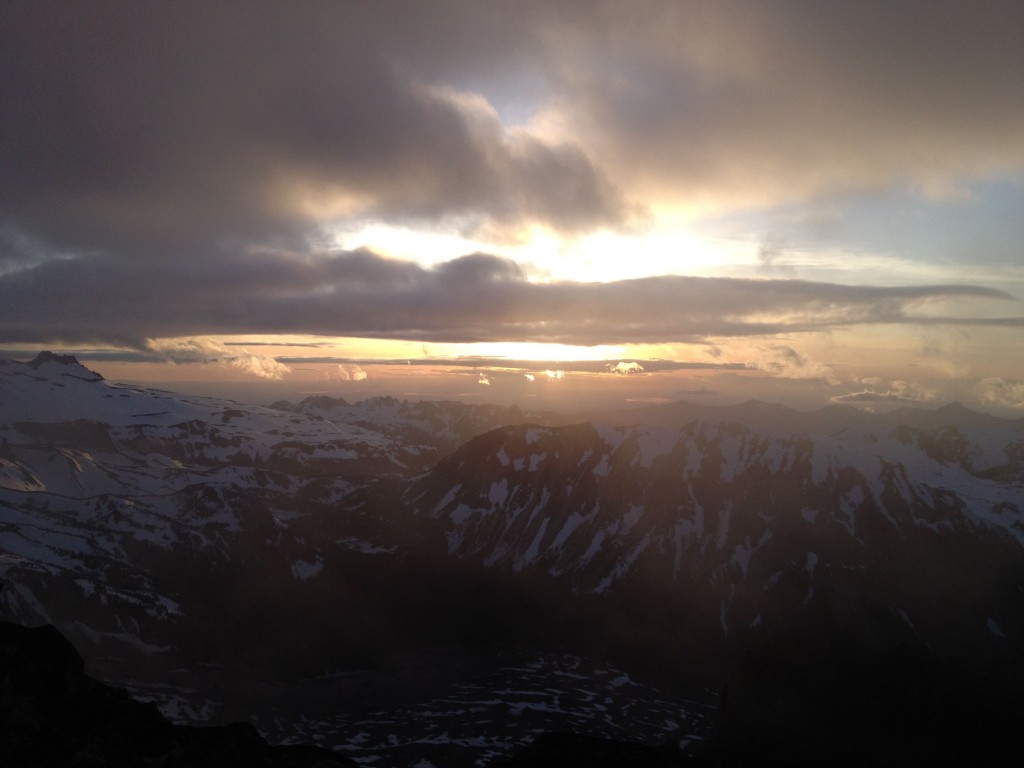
443 341 627 363
496 225 750 284
332 222 493 267
330 212 749 286
221 336 720 368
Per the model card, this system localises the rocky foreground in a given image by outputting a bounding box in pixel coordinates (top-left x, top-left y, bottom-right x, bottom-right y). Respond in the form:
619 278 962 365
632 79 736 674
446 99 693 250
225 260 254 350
4 618 1024 767
0 620 353 768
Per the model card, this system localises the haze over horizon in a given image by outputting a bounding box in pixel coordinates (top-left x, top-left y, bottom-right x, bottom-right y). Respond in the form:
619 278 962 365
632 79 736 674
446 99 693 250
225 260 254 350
3 1 1023 413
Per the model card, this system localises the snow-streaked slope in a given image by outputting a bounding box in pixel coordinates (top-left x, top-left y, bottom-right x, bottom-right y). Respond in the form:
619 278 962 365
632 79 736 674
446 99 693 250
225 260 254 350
408 416 1024 660
0 354 412 489
0 354 412 663
412 420 1024 570
269 394 556 476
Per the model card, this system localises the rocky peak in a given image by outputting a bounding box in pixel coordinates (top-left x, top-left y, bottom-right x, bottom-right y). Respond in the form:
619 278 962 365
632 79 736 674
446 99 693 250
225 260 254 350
25 351 104 381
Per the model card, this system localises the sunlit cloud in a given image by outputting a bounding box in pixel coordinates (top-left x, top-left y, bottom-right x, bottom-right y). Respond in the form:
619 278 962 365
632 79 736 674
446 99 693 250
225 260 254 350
607 361 645 375
830 380 936 405
2 3 1023 414
227 352 291 381
747 345 839 385
335 364 368 382
145 337 291 380
976 378 1024 409
478 373 492 386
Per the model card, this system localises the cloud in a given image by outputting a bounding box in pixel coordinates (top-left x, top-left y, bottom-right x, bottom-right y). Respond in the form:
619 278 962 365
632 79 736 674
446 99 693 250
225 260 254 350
607 361 645 375
748 345 839 384
146 338 233 365
757 236 794 274
830 380 935 405
145 338 290 380
539 1 1024 210
676 387 717 397
4 2 1021 273
335 364 368 382
228 352 291 381
477 372 492 386
0 2 629 272
1 249 1018 349
2 2 1023 362
524 373 536 382
976 378 1024 409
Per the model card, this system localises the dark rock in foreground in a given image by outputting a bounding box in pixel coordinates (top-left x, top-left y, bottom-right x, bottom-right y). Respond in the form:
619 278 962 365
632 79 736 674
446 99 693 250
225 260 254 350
693 642 1024 767
0 621 353 768
497 731 686 767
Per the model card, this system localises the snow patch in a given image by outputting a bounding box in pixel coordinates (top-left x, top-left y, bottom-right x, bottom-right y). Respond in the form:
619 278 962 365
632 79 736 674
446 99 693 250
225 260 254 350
517 517 550 568
290 558 324 580
432 484 462 515
549 509 596 551
730 530 772 577
580 530 605 565
593 532 651 593
805 551 818 577
488 479 509 506
449 504 476 525
619 504 645 536
337 537 397 556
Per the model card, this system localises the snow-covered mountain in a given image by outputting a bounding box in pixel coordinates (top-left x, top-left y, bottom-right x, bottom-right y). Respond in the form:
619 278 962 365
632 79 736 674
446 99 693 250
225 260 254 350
408 416 1024 666
4 352 1024 765
412 415 1024 579
0 353 561 658
0 354 717 763
270 394 554 470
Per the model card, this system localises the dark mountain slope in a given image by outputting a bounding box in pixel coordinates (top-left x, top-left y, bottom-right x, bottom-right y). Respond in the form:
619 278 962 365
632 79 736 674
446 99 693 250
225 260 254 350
0 620 353 768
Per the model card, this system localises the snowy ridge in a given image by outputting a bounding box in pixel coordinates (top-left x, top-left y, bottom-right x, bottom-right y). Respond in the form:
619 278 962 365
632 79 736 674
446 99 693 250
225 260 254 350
409 416 1024 644
0 355 410 659
269 394 554 476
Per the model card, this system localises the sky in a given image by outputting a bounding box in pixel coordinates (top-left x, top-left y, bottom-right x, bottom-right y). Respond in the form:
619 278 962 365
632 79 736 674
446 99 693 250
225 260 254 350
2 1 1023 413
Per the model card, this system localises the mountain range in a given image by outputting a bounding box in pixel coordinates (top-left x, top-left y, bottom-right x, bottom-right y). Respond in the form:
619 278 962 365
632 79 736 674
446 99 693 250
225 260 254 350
2 352 1023 765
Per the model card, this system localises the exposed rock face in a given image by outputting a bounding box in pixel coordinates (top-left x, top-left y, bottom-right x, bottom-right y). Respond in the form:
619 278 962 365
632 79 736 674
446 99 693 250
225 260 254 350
0 620 354 767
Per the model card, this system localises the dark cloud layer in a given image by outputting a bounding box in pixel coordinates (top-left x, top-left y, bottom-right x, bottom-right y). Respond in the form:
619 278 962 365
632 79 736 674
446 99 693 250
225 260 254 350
1 1 626 265
552 0 1024 206
0 249 1016 347
2 2 1023 351
5 2 1022 261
